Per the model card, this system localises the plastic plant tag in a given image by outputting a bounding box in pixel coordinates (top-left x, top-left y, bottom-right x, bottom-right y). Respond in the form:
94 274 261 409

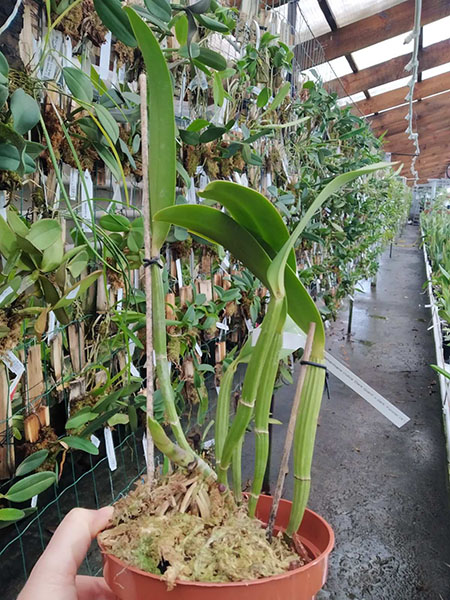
142 432 148 466
41 30 63 80
47 311 59 342
117 288 124 311
254 316 410 428
216 321 229 331
65 285 80 301
90 434 101 449
2 351 25 403
104 427 117 471
176 259 184 288
99 31 112 80
69 169 78 201
195 342 202 357
31 495 38 508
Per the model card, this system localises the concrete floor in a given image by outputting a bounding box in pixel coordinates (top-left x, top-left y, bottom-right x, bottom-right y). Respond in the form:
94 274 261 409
245 225 450 599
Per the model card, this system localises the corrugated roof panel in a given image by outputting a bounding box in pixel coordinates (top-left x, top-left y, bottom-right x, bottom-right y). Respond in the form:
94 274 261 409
295 0 332 41
327 0 404 28
352 32 413 70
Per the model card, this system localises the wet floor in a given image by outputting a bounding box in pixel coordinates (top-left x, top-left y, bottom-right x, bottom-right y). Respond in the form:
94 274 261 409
246 225 450 599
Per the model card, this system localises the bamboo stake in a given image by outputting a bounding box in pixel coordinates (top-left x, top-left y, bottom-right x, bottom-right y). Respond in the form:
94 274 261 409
266 322 315 542
139 72 155 485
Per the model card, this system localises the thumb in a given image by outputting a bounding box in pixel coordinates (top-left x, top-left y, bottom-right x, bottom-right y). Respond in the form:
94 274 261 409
23 506 113 592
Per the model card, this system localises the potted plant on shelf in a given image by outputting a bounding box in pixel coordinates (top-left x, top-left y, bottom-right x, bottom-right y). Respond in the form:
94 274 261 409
93 6 391 599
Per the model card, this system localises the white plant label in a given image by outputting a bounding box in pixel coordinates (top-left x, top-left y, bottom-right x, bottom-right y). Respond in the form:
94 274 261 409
216 321 229 331
2 351 25 403
325 351 410 428
31 495 38 508
0 286 14 304
0 190 6 218
47 311 59 342
117 287 124 311
41 30 63 80
251 327 409 428
195 342 202 357
90 434 101 449
245 318 254 332
69 169 78 201
176 258 184 288
104 427 117 471
142 433 148 466
66 285 80 301
99 31 112 79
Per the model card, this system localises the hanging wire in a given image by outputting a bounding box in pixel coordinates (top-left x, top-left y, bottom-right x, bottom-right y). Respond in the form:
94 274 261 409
403 0 422 183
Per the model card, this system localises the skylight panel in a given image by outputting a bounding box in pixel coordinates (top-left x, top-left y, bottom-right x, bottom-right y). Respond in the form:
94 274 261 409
422 16 450 47
327 0 404 28
369 76 410 97
352 32 413 70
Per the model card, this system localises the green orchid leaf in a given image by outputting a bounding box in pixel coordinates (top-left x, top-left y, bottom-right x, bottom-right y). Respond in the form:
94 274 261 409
60 436 100 455
0 508 25 522
126 7 176 251
7 207 29 237
95 104 120 144
195 13 229 32
93 0 137 47
100 213 131 232
93 143 122 182
0 214 17 258
268 162 393 295
41 237 64 272
196 47 227 71
0 143 20 171
10 89 40 134
188 0 211 14
0 51 9 78
62 67 94 103
15 450 49 477
198 181 296 272
257 86 270 108
26 219 62 251
154 204 325 352
52 270 102 310
67 250 89 278
3 471 56 503
144 0 171 22
266 81 290 113
175 13 188 45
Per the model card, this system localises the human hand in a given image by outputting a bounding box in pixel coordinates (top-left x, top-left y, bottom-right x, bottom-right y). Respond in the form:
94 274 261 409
18 506 116 600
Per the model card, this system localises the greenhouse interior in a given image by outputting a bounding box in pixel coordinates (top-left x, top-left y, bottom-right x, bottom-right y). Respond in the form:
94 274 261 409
0 0 450 598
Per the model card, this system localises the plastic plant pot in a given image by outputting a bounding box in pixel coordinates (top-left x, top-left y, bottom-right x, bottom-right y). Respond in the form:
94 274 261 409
99 494 334 600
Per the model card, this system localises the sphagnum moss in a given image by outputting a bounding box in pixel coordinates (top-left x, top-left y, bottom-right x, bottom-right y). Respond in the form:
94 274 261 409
99 476 300 590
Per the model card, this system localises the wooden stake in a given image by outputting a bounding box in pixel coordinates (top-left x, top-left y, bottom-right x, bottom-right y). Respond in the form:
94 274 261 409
0 363 14 479
140 72 155 485
165 292 176 320
180 285 193 307
67 322 85 373
266 322 316 542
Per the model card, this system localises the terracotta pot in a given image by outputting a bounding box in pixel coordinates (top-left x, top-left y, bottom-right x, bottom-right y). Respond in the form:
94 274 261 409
99 495 334 600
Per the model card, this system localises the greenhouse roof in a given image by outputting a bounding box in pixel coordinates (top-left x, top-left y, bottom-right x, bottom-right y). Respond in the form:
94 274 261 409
291 0 450 183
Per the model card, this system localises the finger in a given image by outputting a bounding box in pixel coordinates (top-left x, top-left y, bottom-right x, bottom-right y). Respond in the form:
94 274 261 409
28 506 114 586
76 575 118 600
